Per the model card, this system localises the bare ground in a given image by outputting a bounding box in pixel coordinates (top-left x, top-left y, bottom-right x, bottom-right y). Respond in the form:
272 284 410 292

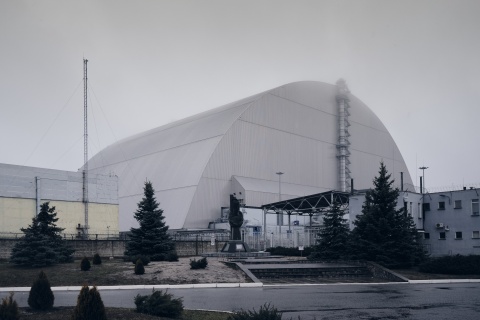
0 257 249 287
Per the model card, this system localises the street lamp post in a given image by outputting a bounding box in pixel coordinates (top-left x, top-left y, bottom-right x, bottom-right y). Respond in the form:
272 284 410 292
419 166 428 194
276 171 284 245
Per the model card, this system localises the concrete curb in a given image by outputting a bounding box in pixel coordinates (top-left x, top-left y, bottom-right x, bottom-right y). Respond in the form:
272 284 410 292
408 279 480 284
0 282 263 292
2 279 480 292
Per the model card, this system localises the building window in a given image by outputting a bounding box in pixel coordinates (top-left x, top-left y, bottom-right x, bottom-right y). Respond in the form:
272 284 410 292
423 203 430 213
438 201 445 210
455 232 463 239
473 231 480 239
439 232 446 240
424 233 430 239
472 199 479 215
418 203 422 219
454 200 462 209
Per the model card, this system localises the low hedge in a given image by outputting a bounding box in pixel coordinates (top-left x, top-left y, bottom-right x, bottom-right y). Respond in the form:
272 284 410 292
419 254 480 275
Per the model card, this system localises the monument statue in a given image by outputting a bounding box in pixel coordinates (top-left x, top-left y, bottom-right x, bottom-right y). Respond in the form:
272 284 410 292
229 194 244 240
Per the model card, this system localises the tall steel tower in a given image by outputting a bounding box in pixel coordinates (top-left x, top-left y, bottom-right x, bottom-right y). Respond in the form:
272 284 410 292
82 58 89 237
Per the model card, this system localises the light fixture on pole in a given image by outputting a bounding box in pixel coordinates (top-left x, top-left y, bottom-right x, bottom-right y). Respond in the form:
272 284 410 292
419 166 428 194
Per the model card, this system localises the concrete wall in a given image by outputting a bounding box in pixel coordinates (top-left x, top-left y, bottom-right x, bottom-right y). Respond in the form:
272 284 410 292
0 163 119 236
0 239 227 260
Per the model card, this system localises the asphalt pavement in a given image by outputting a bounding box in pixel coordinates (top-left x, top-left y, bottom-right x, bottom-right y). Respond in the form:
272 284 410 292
2 280 480 319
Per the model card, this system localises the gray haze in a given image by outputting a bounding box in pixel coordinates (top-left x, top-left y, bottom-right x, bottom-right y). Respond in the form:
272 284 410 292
1 0 479 191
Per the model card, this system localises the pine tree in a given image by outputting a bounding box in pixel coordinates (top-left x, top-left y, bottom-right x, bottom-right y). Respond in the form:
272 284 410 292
125 181 175 261
10 202 74 267
349 162 425 268
309 201 350 260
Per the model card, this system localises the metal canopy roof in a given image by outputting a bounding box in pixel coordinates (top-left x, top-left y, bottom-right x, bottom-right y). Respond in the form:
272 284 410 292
261 190 350 215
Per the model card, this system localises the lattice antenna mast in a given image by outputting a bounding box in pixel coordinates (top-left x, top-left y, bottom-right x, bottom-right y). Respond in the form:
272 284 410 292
82 58 89 237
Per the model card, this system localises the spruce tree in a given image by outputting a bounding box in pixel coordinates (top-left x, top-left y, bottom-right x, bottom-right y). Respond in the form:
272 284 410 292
10 202 74 267
349 162 425 268
309 201 350 260
125 181 175 261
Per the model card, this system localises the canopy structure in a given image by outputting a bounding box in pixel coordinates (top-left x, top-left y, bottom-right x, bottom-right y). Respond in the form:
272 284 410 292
261 190 350 216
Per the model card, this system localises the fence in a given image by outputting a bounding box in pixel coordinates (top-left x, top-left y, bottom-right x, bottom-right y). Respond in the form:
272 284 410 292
0 232 127 240
243 228 318 251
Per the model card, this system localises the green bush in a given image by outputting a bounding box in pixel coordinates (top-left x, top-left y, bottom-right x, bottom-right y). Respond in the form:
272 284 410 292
134 289 184 318
80 257 91 271
228 303 282 320
135 259 145 275
266 246 313 257
166 251 179 262
190 257 208 269
28 270 54 310
129 255 150 266
92 253 102 265
0 292 19 320
72 285 107 320
419 254 480 275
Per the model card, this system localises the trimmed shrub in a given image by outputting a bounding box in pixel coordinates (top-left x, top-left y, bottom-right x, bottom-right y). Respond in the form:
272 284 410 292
28 270 54 310
419 254 480 275
267 246 314 257
135 259 145 275
190 257 208 269
72 285 107 320
166 251 179 262
80 257 91 271
72 285 89 320
150 253 166 261
130 255 150 266
0 292 19 320
134 289 183 318
92 253 102 265
228 303 282 320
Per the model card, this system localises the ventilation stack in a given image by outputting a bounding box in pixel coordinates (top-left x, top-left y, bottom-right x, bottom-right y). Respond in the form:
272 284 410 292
336 79 351 192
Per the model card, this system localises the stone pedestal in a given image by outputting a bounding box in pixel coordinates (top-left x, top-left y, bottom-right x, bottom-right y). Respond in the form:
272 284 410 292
221 240 251 253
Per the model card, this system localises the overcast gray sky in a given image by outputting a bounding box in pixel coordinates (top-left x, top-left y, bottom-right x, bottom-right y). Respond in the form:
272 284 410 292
1 0 479 191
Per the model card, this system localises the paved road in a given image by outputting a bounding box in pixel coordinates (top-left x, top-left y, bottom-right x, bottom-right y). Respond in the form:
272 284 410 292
3 283 480 319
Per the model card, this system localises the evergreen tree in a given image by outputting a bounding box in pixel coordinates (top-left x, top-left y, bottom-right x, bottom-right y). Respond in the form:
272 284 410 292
125 181 175 261
72 286 107 320
10 202 74 267
28 270 54 310
309 201 350 260
349 162 425 268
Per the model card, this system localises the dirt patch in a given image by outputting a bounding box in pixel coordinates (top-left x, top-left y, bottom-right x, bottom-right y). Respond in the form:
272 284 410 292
0 257 250 287
119 257 250 284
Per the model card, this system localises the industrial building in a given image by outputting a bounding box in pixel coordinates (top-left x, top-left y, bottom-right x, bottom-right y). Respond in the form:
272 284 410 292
86 80 413 231
0 163 119 238
422 188 480 256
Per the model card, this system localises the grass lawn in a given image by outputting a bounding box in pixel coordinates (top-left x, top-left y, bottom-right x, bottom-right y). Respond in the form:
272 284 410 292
0 259 133 287
17 307 231 319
